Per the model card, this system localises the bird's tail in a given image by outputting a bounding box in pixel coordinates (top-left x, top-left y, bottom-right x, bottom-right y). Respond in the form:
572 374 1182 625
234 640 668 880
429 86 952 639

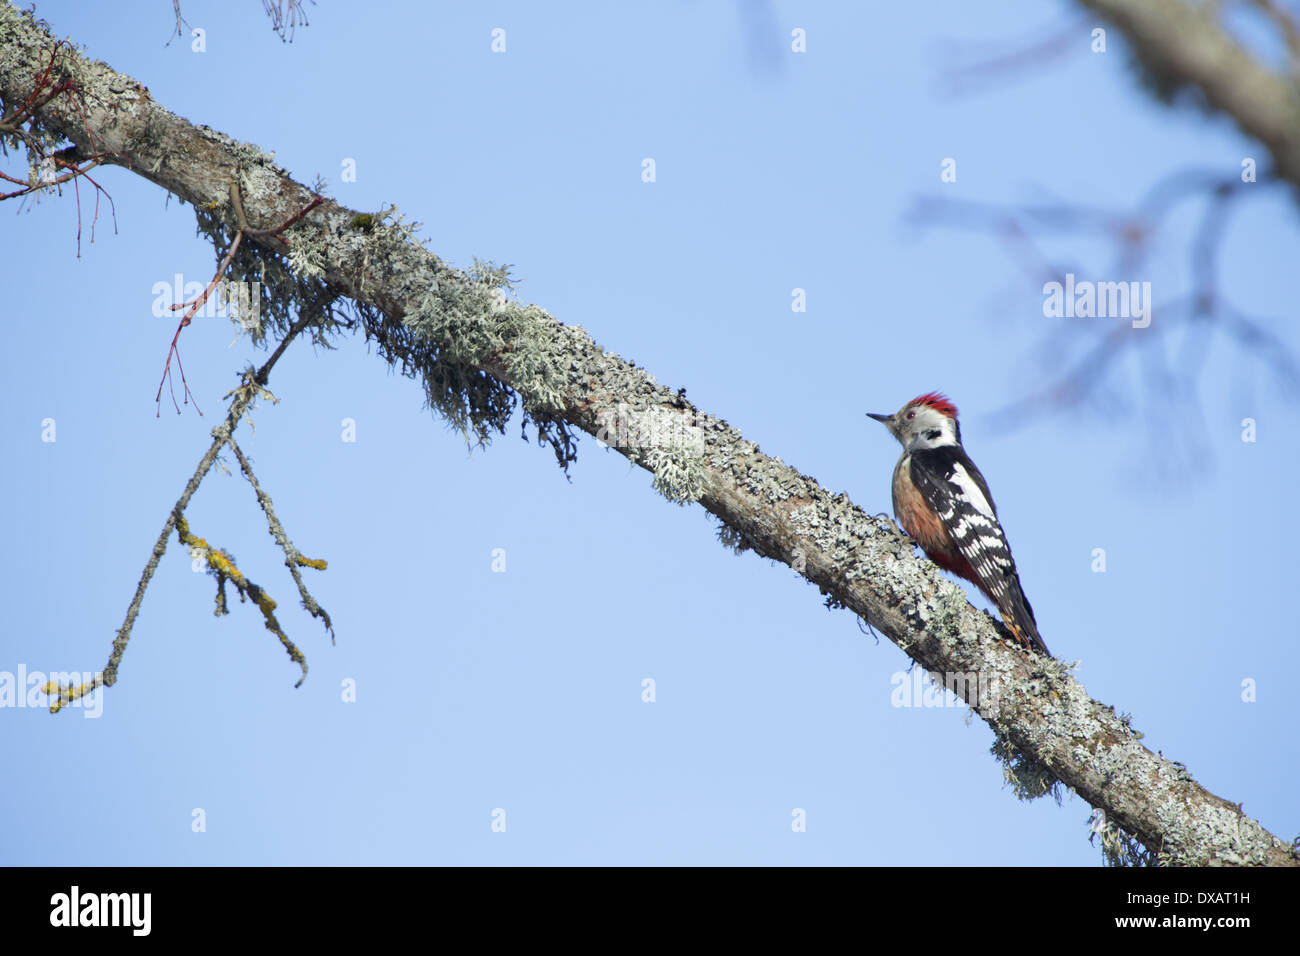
1001 578 1050 656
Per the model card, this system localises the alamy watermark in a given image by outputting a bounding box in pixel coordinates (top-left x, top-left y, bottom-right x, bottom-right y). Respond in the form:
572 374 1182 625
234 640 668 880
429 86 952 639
0 666 103 718
891 667 1005 715
152 273 262 334
1042 273 1151 329
594 403 705 453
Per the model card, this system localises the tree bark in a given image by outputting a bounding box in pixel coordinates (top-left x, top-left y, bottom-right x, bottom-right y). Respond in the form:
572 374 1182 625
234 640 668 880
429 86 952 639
2 4 1294 866
1080 0 1300 187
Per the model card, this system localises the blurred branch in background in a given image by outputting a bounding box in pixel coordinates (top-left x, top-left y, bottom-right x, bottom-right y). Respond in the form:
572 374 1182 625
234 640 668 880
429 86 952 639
909 0 1300 481
908 171 1297 480
935 14 1090 96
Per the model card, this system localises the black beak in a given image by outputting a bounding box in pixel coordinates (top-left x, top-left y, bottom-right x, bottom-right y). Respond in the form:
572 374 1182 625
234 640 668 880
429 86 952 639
866 412 892 424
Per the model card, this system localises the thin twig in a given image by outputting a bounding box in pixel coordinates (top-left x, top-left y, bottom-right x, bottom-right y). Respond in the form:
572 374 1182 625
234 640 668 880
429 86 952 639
46 311 324 712
225 437 333 641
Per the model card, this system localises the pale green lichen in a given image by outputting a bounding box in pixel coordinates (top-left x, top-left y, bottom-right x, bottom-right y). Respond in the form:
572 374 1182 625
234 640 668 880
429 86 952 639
1089 809 1159 867
990 735 1060 803
286 241 327 280
400 256 577 467
194 205 345 354
716 522 749 554
644 445 706 505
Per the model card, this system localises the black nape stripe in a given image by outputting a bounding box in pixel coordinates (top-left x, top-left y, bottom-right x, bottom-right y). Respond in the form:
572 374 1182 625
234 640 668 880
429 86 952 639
924 429 942 441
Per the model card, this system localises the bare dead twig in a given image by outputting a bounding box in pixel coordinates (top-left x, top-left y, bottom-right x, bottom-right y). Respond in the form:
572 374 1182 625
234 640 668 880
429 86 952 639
45 307 331 713
224 437 334 643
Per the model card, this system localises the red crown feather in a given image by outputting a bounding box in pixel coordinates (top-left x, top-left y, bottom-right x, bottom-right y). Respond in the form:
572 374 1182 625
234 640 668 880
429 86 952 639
908 392 958 419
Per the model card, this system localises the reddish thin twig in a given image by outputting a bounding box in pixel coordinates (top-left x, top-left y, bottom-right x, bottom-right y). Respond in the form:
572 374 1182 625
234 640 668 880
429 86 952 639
155 185 324 416
0 41 120 255
246 196 323 237
155 230 243 416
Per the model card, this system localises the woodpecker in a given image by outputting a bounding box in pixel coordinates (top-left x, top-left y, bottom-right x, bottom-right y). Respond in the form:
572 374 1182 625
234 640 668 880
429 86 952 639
867 393 1049 655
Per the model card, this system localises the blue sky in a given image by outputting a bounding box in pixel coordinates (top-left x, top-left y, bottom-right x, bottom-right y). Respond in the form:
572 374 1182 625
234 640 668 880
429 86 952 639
1 0 1296 865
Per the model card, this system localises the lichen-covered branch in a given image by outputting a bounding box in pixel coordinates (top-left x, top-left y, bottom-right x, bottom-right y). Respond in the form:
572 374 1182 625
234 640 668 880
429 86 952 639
0 35 118 255
3 5 1295 865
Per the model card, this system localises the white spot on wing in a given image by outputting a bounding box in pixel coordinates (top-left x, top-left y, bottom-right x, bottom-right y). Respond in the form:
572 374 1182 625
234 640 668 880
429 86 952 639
950 463 995 519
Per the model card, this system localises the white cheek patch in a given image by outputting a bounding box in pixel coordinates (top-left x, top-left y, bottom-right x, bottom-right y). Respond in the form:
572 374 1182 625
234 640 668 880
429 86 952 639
907 411 957 450
949 463 995 519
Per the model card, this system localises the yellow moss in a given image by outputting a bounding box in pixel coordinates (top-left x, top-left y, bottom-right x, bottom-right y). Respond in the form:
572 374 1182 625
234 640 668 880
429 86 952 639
209 550 237 577
296 556 328 570
176 515 206 550
43 678 96 714
175 512 311 687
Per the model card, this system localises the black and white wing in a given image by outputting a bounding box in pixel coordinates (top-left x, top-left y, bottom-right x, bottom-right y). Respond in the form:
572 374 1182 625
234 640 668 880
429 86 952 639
909 446 1048 654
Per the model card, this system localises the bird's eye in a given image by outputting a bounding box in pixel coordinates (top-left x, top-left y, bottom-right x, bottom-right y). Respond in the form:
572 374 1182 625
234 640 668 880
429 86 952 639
906 411 915 420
